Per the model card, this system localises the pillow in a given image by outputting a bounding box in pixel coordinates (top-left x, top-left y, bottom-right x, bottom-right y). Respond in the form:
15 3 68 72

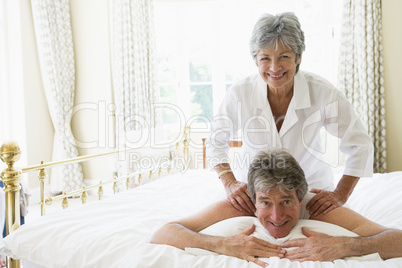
185 217 381 261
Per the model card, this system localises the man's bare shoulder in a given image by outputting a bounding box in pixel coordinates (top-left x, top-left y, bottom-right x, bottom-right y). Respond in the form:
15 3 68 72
310 207 388 237
176 199 254 233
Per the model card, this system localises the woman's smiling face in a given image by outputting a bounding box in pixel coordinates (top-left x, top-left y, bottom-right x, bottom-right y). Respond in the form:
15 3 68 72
255 188 303 238
256 41 300 92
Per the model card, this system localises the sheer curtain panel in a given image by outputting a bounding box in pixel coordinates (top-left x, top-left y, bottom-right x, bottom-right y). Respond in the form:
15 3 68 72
110 0 161 175
338 0 386 173
0 0 27 161
31 0 83 192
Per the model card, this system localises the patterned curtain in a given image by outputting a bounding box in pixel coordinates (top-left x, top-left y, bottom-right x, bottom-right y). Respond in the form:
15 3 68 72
337 0 386 173
111 0 161 174
31 0 84 192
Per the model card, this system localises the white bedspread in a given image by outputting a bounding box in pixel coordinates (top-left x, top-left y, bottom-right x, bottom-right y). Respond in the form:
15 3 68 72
1 169 402 268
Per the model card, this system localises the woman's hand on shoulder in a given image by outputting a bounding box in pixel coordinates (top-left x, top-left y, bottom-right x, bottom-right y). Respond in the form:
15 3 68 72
224 180 256 213
306 189 345 216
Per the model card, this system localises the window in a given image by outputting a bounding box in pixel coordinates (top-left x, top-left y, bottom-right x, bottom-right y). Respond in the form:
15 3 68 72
154 0 343 127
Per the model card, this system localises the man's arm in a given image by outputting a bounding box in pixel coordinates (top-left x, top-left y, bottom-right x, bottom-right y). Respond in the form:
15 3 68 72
150 200 285 267
282 207 402 261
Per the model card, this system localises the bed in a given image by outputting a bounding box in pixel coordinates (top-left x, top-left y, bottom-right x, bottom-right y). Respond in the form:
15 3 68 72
1 137 402 267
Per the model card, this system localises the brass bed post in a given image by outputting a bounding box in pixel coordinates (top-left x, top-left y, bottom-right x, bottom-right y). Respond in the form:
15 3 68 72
0 142 22 268
175 142 179 171
38 161 47 216
202 138 206 169
149 170 153 182
183 125 190 170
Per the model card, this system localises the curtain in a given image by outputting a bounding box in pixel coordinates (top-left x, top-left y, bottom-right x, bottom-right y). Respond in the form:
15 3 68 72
337 0 386 173
110 0 162 175
31 0 83 192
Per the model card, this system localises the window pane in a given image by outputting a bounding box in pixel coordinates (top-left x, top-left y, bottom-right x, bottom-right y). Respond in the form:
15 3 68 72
189 43 212 82
160 84 177 102
159 85 178 124
156 42 177 84
190 85 213 122
223 39 255 82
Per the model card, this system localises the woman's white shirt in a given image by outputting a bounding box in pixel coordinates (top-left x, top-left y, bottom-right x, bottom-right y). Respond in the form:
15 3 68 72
206 70 373 190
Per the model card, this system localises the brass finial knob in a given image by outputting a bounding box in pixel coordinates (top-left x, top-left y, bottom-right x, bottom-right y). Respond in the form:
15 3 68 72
0 141 21 167
0 141 22 193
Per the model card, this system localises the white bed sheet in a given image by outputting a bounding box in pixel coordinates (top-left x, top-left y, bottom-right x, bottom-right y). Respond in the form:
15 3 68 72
1 169 402 268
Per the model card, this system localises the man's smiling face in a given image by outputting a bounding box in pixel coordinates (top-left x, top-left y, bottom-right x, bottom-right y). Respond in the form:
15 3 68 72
255 187 302 238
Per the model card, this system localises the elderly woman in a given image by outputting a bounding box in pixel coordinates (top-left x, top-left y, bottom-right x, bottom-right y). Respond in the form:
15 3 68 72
206 12 373 216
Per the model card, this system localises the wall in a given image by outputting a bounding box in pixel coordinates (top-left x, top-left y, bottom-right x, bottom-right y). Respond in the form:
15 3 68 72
69 0 116 181
20 0 53 189
382 0 402 172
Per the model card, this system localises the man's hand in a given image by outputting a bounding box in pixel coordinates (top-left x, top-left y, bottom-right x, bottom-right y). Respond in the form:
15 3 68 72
218 224 285 267
224 180 255 213
306 189 345 216
281 227 346 262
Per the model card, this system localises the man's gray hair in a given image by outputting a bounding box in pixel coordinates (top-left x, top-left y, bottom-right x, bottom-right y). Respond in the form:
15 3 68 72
249 12 305 72
247 148 307 202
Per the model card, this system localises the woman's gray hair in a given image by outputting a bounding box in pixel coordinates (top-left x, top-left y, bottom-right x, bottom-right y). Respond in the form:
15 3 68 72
249 12 305 72
247 148 307 203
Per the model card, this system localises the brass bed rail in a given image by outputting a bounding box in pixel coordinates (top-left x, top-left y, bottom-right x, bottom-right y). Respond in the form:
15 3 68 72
32 146 176 216
39 163 172 213
0 125 191 268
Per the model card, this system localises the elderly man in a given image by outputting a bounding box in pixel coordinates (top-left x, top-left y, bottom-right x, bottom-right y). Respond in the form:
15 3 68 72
151 149 402 267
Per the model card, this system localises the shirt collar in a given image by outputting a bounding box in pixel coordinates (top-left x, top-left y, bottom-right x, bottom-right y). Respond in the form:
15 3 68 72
250 71 311 110
250 74 268 109
293 71 311 109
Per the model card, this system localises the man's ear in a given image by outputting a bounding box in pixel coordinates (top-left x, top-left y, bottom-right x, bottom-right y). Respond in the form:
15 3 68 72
253 200 259 216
